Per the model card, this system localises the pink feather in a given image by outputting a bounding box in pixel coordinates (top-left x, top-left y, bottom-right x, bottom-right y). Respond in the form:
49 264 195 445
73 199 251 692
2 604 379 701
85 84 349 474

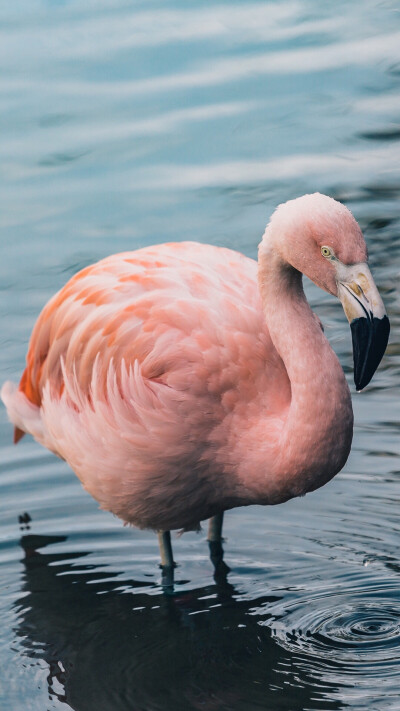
2 194 375 532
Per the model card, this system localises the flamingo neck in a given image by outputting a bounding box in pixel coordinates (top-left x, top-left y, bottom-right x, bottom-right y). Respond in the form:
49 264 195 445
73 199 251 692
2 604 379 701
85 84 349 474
252 244 353 502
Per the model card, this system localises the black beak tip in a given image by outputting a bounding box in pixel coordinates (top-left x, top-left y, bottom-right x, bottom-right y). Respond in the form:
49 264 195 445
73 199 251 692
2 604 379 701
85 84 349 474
351 315 390 391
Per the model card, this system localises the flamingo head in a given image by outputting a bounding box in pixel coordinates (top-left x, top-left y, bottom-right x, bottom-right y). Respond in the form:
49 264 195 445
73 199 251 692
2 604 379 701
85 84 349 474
266 193 390 391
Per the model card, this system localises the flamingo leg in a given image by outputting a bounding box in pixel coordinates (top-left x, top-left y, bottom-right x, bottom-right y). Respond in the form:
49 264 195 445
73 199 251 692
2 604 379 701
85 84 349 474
157 530 176 590
157 530 175 568
207 512 224 543
207 513 230 577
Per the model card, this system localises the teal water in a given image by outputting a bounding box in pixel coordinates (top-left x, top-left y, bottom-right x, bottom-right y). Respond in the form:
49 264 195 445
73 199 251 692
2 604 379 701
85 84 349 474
1 1 400 709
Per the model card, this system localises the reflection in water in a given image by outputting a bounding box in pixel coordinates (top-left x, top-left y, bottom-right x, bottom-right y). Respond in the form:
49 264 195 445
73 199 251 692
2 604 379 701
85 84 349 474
2 0 400 707
15 535 342 711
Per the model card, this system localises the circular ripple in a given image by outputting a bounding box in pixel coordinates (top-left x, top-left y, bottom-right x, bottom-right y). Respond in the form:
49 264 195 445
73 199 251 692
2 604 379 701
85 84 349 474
268 583 400 683
297 604 400 658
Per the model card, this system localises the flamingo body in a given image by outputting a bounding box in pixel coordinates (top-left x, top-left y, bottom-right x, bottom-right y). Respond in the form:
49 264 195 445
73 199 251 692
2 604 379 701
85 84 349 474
3 243 288 530
2 195 389 534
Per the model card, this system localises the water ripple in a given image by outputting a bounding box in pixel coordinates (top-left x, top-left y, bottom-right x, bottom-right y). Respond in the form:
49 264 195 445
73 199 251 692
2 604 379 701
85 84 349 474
263 580 400 703
1 0 400 709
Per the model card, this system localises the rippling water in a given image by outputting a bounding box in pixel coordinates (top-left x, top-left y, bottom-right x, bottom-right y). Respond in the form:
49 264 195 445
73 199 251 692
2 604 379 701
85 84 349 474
1 1 400 709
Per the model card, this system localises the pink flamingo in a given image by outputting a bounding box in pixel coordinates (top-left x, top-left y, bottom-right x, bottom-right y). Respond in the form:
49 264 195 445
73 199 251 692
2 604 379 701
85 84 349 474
1 194 389 572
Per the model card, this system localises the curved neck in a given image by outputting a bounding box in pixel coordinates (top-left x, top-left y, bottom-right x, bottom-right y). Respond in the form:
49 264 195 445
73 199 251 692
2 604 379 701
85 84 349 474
255 244 353 500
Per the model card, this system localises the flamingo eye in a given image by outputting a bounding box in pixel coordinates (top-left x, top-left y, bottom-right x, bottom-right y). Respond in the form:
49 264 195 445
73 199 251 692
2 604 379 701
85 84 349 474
321 246 332 258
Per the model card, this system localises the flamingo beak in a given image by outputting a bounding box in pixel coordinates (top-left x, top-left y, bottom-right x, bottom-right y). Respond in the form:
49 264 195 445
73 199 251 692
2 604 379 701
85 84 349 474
337 263 390 391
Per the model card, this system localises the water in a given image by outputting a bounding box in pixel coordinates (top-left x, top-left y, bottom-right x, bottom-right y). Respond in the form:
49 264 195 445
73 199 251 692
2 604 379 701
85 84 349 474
1 1 400 708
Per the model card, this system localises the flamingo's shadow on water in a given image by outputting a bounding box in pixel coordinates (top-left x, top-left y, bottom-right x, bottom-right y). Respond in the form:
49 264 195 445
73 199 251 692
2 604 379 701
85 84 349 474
14 534 343 711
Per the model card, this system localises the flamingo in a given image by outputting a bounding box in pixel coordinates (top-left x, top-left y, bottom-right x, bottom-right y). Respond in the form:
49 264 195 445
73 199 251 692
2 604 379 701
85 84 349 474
1 194 389 573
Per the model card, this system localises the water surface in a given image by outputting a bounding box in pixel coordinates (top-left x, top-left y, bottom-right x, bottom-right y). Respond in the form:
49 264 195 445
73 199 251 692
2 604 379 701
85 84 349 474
1 1 400 709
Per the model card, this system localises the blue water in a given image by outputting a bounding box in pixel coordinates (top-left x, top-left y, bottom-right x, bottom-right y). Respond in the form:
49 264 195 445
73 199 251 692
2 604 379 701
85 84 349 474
1 1 400 709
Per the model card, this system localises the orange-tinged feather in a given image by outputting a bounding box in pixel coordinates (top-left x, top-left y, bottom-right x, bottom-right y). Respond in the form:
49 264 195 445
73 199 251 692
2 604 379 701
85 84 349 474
14 426 25 444
1 197 369 534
